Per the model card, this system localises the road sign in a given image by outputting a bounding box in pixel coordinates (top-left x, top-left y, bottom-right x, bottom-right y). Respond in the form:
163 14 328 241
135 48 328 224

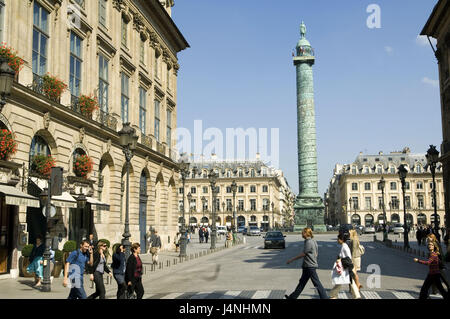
42 205 56 218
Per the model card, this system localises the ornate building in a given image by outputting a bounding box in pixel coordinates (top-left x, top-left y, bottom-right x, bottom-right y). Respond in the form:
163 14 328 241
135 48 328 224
421 0 450 229
0 0 188 278
325 148 445 228
178 155 295 231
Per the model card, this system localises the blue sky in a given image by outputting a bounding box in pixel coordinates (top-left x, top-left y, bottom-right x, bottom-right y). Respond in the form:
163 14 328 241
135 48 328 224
172 0 440 196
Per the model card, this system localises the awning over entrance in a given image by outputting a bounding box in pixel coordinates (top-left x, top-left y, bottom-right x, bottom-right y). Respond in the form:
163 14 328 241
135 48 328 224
0 185 40 208
52 192 77 208
86 197 110 211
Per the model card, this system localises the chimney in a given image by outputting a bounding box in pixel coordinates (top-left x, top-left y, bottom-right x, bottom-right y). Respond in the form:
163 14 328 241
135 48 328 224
211 153 217 161
256 152 260 160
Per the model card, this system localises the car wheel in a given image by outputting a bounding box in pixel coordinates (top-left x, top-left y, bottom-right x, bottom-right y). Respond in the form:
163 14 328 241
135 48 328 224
282 244 285 249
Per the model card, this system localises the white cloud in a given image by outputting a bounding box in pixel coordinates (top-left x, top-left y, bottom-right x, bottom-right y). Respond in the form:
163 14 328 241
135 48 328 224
416 35 437 47
384 46 393 54
422 77 439 87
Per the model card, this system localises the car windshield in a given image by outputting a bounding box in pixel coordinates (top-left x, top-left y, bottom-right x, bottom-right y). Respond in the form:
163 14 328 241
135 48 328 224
250 226 259 230
266 232 283 238
395 223 403 227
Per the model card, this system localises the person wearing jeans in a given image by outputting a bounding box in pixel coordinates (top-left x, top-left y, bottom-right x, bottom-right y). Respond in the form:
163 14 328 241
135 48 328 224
112 244 127 299
285 228 328 299
63 240 93 299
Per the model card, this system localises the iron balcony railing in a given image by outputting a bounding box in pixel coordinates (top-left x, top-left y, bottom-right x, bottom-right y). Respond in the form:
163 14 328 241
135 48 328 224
97 109 118 131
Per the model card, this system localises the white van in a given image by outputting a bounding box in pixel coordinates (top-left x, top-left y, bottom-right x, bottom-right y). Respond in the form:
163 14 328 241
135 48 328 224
217 226 227 236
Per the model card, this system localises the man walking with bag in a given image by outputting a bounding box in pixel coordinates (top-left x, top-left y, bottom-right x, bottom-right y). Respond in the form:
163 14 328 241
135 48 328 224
149 230 162 265
285 228 328 299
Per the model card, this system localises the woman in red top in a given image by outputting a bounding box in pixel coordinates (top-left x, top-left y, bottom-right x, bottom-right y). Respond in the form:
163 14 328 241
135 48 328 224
125 243 144 299
414 241 448 299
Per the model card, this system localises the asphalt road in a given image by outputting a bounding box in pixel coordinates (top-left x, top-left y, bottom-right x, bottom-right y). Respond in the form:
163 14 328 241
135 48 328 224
136 233 443 299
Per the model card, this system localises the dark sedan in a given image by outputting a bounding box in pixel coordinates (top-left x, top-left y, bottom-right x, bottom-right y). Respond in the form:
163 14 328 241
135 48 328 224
263 231 286 249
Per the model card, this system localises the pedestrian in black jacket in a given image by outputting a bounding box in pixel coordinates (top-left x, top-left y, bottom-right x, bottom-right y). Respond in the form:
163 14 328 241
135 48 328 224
87 241 112 299
112 244 127 299
125 243 144 299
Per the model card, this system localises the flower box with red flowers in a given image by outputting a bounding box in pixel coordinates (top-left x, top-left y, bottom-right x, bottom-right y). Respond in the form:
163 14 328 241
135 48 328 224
0 129 18 161
42 73 68 102
0 42 24 74
73 155 93 179
31 154 56 177
79 94 99 118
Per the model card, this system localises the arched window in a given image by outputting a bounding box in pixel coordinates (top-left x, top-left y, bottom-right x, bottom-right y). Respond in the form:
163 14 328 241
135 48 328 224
416 165 422 173
390 166 395 174
351 214 361 226
250 169 255 177
391 214 400 223
377 165 382 174
30 135 50 158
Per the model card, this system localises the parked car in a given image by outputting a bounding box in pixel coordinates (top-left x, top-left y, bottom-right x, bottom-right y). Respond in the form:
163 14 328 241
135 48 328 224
392 223 405 234
216 226 227 236
247 226 261 236
264 231 286 249
237 226 246 233
363 225 376 234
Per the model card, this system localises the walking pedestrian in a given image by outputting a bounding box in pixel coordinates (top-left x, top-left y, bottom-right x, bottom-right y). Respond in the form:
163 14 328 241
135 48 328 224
329 233 361 299
174 232 181 252
26 234 45 287
226 231 233 248
416 227 422 246
414 241 448 299
284 228 328 299
63 240 93 299
111 244 127 299
125 243 144 299
149 230 162 265
205 226 209 243
87 241 112 299
349 229 363 290
199 227 204 243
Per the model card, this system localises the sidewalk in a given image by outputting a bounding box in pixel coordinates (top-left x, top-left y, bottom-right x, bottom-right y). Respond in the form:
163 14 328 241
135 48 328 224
0 233 242 299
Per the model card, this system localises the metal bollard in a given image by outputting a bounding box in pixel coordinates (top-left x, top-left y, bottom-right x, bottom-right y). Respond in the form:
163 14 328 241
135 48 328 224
174 258 177 265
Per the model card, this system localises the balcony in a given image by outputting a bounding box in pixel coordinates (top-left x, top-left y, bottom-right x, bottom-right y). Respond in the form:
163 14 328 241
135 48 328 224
296 45 315 57
30 73 62 104
141 134 153 149
157 142 166 155
97 109 117 131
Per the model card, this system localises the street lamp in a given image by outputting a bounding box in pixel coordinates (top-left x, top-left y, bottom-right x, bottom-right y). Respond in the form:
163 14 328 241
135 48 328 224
398 164 410 249
39 188 52 292
187 192 192 234
378 176 387 241
178 153 190 258
208 169 217 249
118 122 138 259
426 145 440 236
201 196 207 228
222 201 225 227
0 57 15 112
271 201 275 230
231 180 237 233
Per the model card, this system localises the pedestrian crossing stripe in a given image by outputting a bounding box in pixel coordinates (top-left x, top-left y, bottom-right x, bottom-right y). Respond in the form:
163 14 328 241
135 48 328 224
142 289 426 299
392 292 414 299
251 290 271 299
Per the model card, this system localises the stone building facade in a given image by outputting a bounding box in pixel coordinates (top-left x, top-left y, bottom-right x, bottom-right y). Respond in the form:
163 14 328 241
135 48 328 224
178 156 295 231
421 0 450 229
325 148 445 228
0 0 188 277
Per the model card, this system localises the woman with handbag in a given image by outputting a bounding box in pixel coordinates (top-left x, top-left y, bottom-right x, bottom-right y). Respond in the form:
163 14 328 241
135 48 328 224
125 243 144 299
87 241 112 299
329 233 361 299
349 229 363 290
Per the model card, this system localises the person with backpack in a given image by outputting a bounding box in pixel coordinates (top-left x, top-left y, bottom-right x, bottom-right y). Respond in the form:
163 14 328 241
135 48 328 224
63 240 93 299
284 228 328 299
149 230 162 265
349 229 363 290
87 241 112 299
111 244 127 299
125 243 144 299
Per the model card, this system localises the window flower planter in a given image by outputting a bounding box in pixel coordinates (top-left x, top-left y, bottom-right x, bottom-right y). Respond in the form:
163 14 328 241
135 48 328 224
0 129 17 161
79 94 99 118
31 154 56 177
73 154 93 179
0 42 25 74
42 73 68 102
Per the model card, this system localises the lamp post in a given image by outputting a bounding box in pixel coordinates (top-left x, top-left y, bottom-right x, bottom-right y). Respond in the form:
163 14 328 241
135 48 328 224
231 180 237 233
398 164 410 249
208 169 217 249
178 154 190 258
39 188 52 292
187 192 192 234
379 176 387 241
0 57 15 113
222 201 225 227
426 145 440 236
118 123 138 259
201 196 206 228
271 201 275 230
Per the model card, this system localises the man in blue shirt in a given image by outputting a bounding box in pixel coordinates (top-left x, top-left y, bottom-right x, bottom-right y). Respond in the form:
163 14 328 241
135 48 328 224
63 240 93 299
